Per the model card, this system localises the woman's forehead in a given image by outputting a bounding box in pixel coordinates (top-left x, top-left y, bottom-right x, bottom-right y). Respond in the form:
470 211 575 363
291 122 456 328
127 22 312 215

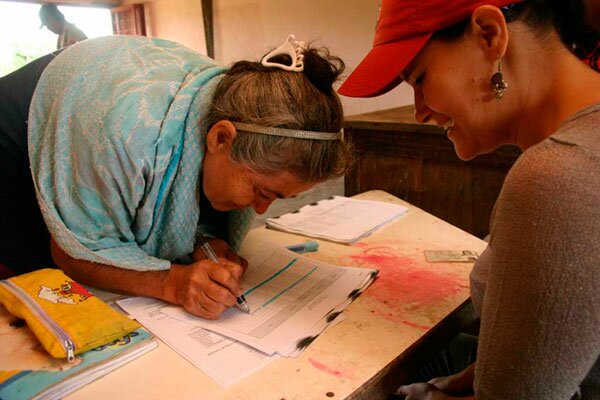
399 41 433 82
249 168 313 198
403 37 471 79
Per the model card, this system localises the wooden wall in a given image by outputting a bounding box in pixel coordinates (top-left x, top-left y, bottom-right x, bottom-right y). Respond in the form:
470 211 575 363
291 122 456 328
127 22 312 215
344 107 522 238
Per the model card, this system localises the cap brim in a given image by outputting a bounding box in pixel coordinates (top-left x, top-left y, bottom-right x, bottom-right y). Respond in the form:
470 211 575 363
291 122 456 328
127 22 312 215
338 33 432 98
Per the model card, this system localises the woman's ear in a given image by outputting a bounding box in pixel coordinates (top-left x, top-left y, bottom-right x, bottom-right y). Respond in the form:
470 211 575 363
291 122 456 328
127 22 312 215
470 5 509 61
205 120 237 154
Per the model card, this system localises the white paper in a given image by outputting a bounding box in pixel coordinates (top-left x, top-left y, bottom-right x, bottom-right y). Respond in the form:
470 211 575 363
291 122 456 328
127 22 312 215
117 297 277 387
162 242 377 355
265 196 408 244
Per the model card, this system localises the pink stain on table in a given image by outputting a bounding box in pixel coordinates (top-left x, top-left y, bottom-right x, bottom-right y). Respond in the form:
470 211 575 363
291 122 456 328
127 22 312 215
341 244 467 311
308 358 343 378
401 320 431 330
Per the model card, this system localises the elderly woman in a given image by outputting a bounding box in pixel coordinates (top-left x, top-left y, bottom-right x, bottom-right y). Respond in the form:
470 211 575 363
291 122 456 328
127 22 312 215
0 35 351 320
340 0 599 399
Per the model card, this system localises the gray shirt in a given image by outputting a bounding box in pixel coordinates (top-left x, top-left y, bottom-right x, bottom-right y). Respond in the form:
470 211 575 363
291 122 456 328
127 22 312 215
470 102 600 399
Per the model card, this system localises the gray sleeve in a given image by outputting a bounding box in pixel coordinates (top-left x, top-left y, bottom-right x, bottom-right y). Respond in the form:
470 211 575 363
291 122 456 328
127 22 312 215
474 143 600 399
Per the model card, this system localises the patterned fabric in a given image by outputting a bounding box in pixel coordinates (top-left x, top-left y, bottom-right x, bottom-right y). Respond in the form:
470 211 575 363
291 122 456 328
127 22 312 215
28 36 254 271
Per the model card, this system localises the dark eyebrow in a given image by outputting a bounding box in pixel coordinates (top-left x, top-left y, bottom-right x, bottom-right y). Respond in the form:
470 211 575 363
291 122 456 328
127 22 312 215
400 67 414 84
263 188 285 199
398 68 409 82
401 58 419 84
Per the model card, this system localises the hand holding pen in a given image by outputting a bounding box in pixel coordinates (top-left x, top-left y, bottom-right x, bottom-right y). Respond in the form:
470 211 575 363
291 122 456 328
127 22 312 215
196 236 250 314
165 238 249 319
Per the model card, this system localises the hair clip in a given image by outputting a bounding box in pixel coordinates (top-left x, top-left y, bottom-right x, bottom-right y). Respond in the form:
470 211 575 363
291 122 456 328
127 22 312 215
500 2 525 14
261 34 306 72
232 122 343 141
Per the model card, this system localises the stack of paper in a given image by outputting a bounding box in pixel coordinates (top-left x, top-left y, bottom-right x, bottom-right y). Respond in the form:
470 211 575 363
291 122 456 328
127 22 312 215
161 243 376 356
117 297 276 387
266 196 408 244
118 241 377 386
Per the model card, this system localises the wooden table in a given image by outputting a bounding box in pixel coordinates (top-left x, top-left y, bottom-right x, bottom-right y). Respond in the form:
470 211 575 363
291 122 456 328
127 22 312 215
344 106 521 239
68 190 486 399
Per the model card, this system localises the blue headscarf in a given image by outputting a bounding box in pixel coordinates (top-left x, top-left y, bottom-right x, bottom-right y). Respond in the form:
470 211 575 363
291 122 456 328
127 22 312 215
29 36 254 271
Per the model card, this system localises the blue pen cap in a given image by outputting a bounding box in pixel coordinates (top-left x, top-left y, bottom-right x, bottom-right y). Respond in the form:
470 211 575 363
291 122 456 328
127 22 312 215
286 240 320 253
303 241 319 252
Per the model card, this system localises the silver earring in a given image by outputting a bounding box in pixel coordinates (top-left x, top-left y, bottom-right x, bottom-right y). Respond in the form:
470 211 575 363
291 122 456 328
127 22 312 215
491 59 508 100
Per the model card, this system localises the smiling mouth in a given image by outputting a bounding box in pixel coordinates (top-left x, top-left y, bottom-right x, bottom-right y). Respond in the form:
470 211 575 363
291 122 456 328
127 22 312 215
442 119 455 134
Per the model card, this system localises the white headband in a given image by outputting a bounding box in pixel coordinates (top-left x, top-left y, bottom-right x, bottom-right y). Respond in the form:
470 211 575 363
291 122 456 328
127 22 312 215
232 122 343 141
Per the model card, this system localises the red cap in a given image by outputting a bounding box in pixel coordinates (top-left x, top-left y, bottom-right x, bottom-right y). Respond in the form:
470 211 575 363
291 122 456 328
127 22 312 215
339 0 524 98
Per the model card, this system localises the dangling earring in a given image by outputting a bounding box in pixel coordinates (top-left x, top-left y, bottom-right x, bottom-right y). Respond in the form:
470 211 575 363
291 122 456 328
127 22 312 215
491 59 508 100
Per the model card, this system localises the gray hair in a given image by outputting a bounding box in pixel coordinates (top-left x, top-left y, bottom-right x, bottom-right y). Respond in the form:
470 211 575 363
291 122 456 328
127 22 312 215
206 45 353 183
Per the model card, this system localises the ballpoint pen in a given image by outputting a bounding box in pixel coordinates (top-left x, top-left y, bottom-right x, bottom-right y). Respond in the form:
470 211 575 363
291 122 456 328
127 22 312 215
196 236 251 314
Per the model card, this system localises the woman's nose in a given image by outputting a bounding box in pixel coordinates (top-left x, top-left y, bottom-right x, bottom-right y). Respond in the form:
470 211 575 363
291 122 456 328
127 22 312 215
252 198 274 215
413 88 432 124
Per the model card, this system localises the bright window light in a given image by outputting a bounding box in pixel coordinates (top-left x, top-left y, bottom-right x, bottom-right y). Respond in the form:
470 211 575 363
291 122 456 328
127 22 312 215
0 1 112 76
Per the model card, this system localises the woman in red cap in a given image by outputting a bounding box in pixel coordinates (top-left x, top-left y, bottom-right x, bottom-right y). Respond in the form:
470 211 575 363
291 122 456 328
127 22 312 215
340 1 599 399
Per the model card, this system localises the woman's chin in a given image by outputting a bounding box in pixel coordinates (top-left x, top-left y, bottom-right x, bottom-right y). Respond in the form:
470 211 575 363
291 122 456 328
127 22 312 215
456 150 477 161
451 140 478 161
208 201 230 212
214 202 246 211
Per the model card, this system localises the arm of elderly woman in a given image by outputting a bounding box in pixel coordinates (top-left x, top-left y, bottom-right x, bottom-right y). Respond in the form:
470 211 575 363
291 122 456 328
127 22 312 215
50 238 245 320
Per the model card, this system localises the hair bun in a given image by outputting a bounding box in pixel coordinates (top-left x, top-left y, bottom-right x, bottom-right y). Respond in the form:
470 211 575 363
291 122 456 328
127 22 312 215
302 47 345 93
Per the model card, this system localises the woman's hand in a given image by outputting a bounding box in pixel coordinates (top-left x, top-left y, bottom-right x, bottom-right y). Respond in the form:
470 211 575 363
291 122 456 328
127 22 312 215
428 363 475 396
396 383 451 400
396 363 476 400
192 237 249 272
165 258 245 320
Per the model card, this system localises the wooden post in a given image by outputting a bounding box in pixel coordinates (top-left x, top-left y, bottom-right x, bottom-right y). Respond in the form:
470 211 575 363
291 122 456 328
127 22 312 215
201 0 214 59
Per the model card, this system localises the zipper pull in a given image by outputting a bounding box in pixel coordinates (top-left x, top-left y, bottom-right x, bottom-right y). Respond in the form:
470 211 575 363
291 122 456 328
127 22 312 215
65 340 75 363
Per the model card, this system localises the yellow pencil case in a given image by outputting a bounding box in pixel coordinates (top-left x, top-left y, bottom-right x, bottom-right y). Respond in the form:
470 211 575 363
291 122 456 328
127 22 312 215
0 268 140 361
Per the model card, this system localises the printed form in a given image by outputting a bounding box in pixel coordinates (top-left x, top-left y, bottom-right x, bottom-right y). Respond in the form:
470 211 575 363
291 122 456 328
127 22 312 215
117 297 276 386
162 242 377 355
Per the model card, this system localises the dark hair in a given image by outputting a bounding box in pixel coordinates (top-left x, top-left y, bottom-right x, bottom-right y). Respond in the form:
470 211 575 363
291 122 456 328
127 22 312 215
39 4 65 22
206 45 353 182
433 1 600 62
